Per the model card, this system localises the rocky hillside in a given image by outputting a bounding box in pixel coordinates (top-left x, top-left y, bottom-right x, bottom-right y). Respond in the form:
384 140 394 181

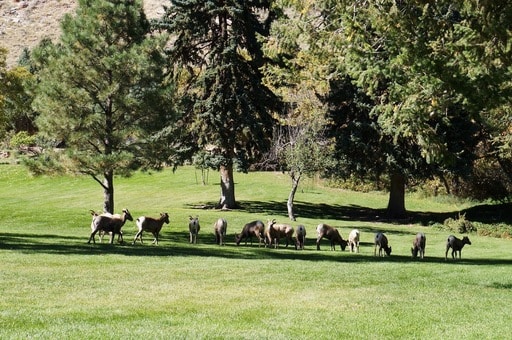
0 0 166 68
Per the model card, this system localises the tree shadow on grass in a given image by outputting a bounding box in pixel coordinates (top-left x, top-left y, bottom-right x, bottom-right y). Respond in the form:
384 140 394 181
1 231 511 267
234 200 512 226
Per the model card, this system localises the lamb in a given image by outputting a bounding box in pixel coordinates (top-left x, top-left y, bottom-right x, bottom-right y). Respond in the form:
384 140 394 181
348 229 360 253
295 225 306 250
213 218 227 246
374 232 392 257
411 232 426 259
189 216 200 244
445 235 471 260
316 224 348 251
132 212 169 245
266 219 294 249
235 220 265 246
88 208 133 244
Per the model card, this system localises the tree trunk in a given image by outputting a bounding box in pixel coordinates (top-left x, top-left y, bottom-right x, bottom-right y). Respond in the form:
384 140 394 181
103 170 114 213
287 172 301 221
387 172 406 219
219 163 236 209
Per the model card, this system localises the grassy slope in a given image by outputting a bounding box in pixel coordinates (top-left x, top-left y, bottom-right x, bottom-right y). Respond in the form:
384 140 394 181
0 165 511 338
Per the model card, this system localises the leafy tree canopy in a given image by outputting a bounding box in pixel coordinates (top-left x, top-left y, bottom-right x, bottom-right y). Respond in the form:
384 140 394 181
30 0 178 212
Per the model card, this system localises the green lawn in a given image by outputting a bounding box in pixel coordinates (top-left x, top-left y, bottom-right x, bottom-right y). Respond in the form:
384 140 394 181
0 165 511 339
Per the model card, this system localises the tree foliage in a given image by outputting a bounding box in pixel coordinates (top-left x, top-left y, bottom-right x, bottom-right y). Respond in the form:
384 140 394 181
30 0 178 213
155 0 281 209
0 48 36 140
263 0 512 217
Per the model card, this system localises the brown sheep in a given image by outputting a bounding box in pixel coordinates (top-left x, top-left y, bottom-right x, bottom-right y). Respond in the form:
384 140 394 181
316 224 347 251
374 232 392 257
266 219 294 249
88 209 133 244
348 229 360 253
235 220 265 246
213 218 227 246
445 235 471 260
133 212 170 245
411 232 426 259
295 225 306 250
189 216 200 244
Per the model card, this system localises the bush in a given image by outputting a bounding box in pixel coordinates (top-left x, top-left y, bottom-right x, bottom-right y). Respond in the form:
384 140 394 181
476 223 512 239
10 131 36 148
442 213 477 234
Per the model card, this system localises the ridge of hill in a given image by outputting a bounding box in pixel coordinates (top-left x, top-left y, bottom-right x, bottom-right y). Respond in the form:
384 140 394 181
0 0 166 68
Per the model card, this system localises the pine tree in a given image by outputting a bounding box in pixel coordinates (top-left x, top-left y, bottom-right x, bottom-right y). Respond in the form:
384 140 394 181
31 0 177 213
155 0 280 209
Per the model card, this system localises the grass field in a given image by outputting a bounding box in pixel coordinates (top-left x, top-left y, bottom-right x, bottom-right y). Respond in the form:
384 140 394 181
1 164 511 339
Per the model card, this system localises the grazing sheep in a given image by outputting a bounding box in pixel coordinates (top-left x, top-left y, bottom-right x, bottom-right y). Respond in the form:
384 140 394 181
213 218 228 245
189 216 200 244
348 229 360 253
235 220 265 246
88 208 133 244
295 225 306 250
316 224 348 251
266 219 294 249
133 212 170 245
445 235 471 260
411 232 426 259
374 232 392 257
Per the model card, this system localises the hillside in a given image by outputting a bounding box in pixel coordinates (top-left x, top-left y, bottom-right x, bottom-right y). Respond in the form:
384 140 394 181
0 0 167 68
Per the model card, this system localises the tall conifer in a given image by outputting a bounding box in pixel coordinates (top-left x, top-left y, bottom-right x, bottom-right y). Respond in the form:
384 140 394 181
32 0 176 213
156 0 280 209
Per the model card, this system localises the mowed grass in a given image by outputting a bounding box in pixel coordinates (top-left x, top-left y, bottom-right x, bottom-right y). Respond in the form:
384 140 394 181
0 165 511 339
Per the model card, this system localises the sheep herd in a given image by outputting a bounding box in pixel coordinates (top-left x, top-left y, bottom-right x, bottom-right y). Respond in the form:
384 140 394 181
87 209 472 260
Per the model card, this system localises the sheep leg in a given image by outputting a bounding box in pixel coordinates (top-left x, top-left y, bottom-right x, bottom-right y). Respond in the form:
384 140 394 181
88 230 98 244
133 231 143 244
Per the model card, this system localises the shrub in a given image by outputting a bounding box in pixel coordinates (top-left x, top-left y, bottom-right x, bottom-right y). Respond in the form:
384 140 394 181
442 213 477 234
10 131 36 148
476 223 512 239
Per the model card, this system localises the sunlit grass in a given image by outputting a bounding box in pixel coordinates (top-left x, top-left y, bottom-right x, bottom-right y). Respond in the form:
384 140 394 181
0 165 511 338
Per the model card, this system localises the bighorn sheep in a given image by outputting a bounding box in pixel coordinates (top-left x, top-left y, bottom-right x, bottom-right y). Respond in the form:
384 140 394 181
348 229 360 253
88 209 133 244
133 212 169 245
89 211 121 243
374 232 392 256
411 232 426 259
295 225 306 250
213 218 227 245
235 220 265 246
266 219 294 249
189 216 200 244
445 235 471 260
316 224 348 251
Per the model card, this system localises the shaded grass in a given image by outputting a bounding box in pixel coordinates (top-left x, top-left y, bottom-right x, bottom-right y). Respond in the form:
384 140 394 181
1 165 512 338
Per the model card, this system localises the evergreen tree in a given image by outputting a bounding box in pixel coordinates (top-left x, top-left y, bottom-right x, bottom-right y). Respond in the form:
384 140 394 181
31 0 177 213
155 0 280 209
